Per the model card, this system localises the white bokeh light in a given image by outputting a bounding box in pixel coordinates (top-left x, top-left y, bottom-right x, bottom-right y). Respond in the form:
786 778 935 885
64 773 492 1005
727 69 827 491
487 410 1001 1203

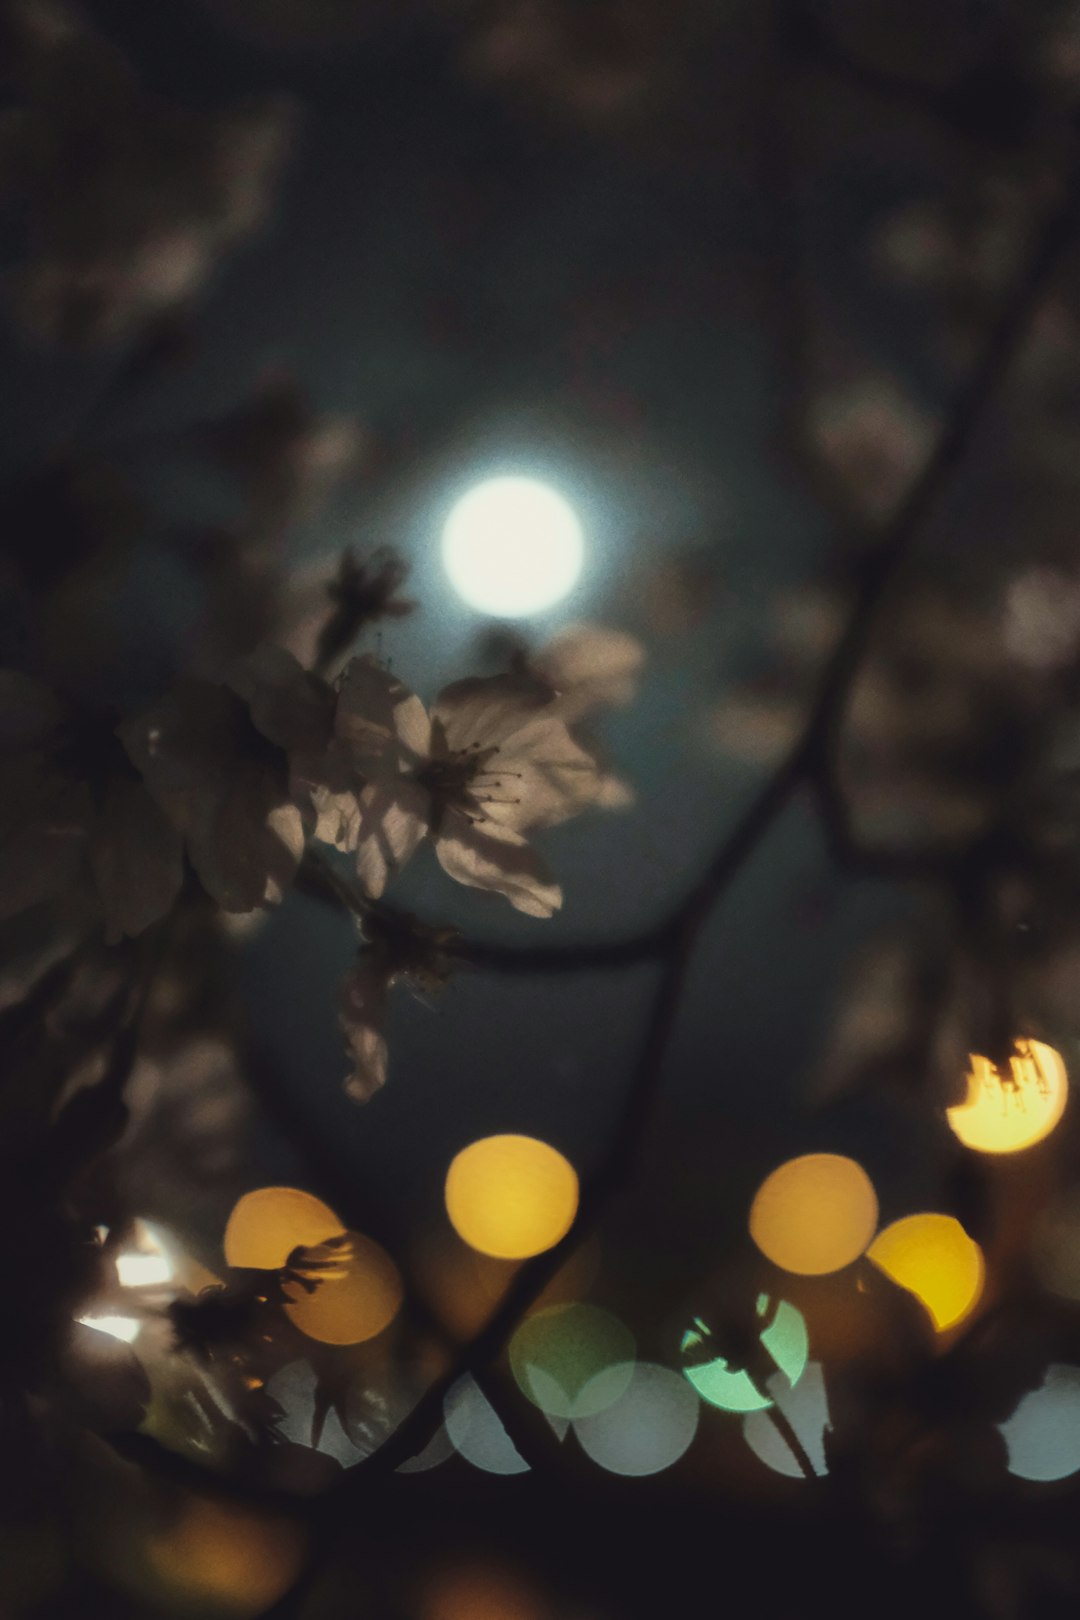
77 1314 141 1344
441 475 584 617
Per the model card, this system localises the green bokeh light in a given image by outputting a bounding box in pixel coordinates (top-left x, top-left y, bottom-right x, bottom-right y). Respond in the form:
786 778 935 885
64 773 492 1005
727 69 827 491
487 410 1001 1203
509 1303 635 1420
759 1295 810 1386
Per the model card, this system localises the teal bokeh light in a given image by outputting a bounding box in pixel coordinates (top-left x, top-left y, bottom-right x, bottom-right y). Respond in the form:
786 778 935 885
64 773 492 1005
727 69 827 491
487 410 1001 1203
680 1295 809 1413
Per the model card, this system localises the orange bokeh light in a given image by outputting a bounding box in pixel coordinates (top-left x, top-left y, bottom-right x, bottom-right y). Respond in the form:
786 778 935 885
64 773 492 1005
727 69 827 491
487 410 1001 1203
445 1135 579 1260
749 1153 878 1276
223 1187 345 1270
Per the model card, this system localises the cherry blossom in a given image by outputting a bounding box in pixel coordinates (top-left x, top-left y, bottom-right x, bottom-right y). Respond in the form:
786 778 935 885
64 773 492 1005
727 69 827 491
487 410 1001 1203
313 656 627 916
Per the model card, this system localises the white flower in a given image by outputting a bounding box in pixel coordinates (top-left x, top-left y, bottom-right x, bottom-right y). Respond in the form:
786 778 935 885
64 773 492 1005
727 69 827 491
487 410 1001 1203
313 657 621 916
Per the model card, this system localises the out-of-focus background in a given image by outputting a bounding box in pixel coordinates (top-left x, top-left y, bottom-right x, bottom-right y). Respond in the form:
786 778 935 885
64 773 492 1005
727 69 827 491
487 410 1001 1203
9 1 1080 1616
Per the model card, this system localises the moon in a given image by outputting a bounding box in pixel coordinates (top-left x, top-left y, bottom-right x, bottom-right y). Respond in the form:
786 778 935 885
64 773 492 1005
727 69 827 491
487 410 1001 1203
441 476 585 617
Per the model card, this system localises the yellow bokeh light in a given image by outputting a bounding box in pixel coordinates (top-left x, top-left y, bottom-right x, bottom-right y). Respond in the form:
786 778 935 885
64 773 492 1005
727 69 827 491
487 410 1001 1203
445 1135 579 1260
749 1153 878 1276
946 1039 1067 1155
283 1231 404 1345
143 1494 307 1615
867 1212 984 1332
223 1187 345 1270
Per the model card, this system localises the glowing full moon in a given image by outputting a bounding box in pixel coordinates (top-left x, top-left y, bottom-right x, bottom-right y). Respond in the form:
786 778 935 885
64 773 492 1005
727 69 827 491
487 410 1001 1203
441 476 584 616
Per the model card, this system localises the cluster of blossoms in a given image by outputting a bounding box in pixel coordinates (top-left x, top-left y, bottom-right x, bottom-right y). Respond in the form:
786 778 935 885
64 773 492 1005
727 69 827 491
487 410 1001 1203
2 622 640 1097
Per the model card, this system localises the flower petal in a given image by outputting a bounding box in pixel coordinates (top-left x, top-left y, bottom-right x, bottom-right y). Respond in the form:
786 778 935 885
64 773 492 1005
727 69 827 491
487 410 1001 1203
433 676 610 833
352 779 429 898
431 673 548 755
310 783 364 852
483 716 609 831
335 656 431 778
435 810 562 917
